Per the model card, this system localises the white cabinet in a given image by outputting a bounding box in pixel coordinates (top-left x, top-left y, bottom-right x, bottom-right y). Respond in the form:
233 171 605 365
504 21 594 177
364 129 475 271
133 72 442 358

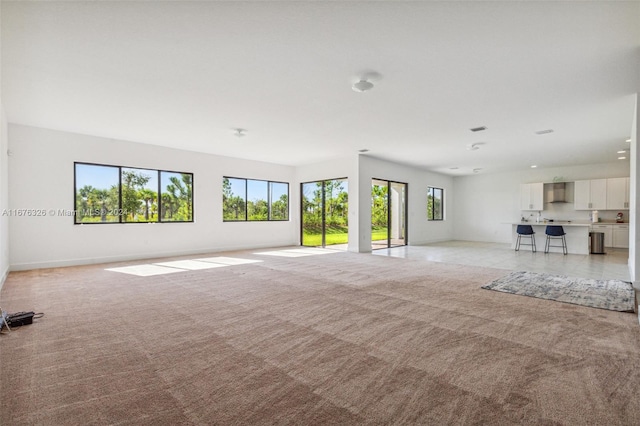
574 180 590 210
606 177 630 210
589 224 628 248
521 183 544 211
612 224 629 248
591 224 613 247
574 179 607 210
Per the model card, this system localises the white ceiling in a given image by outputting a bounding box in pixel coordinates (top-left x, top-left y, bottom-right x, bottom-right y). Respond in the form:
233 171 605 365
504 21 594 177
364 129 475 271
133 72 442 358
2 1 639 175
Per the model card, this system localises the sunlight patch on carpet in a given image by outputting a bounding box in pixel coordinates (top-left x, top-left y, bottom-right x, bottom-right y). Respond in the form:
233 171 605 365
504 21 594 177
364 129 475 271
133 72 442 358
154 260 228 270
105 264 185 277
195 257 263 265
254 248 337 257
482 271 634 312
106 256 261 276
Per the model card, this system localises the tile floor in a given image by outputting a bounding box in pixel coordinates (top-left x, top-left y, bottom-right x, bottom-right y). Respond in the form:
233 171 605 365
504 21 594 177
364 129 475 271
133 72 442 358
372 240 631 282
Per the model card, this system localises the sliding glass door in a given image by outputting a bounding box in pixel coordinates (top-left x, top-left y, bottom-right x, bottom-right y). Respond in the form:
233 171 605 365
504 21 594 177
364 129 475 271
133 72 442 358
301 178 348 248
371 179 407 249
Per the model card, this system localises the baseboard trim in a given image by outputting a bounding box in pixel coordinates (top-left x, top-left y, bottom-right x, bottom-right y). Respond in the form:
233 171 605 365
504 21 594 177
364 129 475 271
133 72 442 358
409 238 467 245
10 242 299 271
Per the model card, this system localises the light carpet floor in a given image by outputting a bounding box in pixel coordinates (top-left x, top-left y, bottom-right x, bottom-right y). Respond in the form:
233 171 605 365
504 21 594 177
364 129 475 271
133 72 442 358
1 249 639 425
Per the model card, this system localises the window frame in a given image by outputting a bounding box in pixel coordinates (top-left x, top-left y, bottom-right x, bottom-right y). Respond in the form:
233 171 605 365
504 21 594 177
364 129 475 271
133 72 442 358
222 176 289 222
73 162 194 224
427 186 444 221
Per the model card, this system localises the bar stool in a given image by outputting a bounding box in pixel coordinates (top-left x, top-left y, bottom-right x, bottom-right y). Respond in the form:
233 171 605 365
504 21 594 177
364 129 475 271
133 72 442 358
515 224 536 252
544 225 567 255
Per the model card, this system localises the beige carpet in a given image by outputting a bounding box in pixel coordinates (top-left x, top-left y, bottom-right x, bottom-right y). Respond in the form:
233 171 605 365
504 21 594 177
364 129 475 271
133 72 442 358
1 249 640 425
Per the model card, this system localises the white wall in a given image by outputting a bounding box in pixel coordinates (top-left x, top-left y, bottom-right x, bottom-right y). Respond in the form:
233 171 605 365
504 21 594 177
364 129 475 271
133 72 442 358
0 2 9 290
357 155 454 252
10 121 632 270
0 107 8 287
629 94 638 287
8 124 299 270
5 126 455 268
453 162 631 243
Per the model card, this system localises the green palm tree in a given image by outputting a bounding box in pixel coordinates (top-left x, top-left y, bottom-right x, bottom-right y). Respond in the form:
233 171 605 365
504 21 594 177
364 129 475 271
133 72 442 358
168 174 193 221
138 188 157 221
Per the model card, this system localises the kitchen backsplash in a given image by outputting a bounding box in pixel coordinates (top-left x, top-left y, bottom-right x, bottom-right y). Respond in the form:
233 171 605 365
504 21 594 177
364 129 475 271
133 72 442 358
522 202 626 223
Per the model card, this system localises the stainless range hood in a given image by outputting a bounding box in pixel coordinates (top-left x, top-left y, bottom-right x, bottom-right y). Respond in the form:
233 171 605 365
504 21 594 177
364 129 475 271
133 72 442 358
546 182 567 203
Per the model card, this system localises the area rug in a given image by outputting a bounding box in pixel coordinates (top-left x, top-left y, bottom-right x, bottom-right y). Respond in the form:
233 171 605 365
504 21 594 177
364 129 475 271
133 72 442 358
482 271 635 312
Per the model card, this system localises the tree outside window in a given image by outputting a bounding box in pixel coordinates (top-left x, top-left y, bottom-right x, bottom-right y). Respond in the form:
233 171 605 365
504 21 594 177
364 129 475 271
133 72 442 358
75 164 120 223
427 187 443 220
121 167 157 222
247 180 269 220
74 162 193 224
222 178 247 221
270 182 289 220
223 177 288 222
161 172 193 222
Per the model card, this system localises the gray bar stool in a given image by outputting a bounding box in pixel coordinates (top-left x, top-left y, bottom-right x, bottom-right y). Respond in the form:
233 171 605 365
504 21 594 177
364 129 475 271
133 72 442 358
515 224 536 252
544 225 567 255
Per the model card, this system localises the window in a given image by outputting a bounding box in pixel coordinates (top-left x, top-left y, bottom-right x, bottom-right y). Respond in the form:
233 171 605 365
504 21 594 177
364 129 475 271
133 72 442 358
270 182 289 221
121 167 158 222
301 178 347 247
427 187 443 220
74 162 193 224
75 163 120 223
160 171 193 222
222 178 247 221
247 180 269 220
223 177 289 221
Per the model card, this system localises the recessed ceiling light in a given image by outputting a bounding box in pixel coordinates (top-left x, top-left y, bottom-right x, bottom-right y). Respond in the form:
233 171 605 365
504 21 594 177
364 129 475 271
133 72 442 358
473 168 482 173
617 150 626 154
449 167 459 170
626 138 632 143
531 165 537 168
470 126 487 132
535 129 554 135
618 156 627 160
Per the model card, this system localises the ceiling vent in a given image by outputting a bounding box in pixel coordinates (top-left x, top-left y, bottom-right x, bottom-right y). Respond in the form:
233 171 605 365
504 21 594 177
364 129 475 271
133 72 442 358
535 129 554 135
470 126 487 132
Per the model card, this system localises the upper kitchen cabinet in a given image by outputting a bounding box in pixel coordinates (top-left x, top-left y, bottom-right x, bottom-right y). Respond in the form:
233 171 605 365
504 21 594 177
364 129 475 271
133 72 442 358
606 177 630 210
521 183 544 210
574 179 607 210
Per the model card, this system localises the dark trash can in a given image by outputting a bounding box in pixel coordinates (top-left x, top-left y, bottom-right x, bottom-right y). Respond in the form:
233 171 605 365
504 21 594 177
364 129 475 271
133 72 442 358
590 232 605 254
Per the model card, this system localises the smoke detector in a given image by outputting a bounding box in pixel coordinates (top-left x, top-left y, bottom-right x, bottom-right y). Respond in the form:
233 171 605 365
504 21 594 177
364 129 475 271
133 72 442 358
233 128 247 138
467 142 485 151
352 79 374 92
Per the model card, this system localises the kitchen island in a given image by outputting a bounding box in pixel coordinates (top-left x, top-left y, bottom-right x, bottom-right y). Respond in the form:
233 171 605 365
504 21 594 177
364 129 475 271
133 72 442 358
510 222 591 255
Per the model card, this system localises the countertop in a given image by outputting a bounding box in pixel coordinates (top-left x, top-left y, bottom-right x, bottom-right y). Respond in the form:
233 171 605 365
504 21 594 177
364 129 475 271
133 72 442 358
512 221 628 227
512 222 590 227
